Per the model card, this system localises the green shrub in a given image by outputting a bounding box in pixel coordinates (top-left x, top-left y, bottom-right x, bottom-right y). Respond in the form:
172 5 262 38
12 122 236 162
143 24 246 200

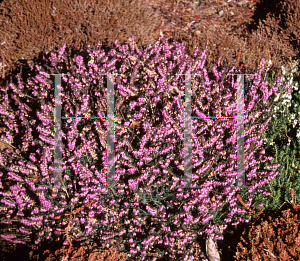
256 59 300 213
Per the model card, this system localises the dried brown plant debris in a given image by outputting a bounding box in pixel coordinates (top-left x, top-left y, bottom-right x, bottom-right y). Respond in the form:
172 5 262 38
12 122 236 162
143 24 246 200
235 190 300 261
0 0 162 79
151 0 300 80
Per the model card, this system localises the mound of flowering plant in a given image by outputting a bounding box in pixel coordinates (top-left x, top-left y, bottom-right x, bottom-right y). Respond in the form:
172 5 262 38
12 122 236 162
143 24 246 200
0 36 293 260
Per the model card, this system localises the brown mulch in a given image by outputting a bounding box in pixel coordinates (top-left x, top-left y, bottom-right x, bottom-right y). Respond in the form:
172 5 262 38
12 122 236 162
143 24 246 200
146 0 263 46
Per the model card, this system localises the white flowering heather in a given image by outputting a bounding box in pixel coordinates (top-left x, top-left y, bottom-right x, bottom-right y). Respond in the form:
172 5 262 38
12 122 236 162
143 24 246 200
271 63 299 126
260 60 299 152
256 58 300 211
0 36 292 260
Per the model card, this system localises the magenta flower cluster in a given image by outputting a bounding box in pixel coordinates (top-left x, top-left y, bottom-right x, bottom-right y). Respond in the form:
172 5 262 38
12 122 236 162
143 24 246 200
0 36 291 259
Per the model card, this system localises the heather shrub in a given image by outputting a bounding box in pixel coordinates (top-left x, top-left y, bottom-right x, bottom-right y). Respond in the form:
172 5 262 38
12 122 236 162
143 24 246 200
235 205 300 260
0 36 293 260
255 60 300 213
248 0 300 61
0 0 161 79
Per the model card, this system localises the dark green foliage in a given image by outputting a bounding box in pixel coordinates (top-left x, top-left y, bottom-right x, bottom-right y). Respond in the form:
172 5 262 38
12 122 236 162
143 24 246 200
257 62 300 213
